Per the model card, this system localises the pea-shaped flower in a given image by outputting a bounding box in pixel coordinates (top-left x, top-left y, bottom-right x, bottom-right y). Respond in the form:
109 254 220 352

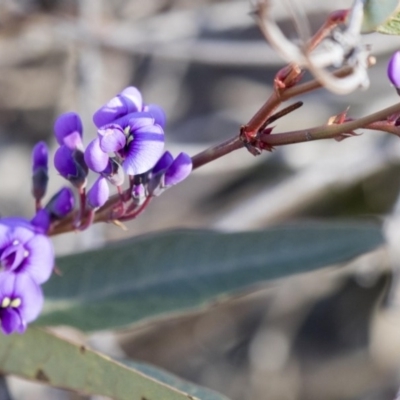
0 271 43 334
0 218 54 285
54 112 88 188
88 112 165 176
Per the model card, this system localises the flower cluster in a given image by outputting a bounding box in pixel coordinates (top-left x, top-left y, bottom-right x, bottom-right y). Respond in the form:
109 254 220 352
0 86 192 335
54 86 192 218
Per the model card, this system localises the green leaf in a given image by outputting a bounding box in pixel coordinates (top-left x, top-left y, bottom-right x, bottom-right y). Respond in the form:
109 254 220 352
0 327 206 400
120 360 230 400
37 221 384 331
376 10 400 35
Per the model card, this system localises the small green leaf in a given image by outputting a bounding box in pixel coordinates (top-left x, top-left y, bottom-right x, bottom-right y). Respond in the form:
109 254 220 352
0 328 203 400
376 10 400 35
37 221 384 331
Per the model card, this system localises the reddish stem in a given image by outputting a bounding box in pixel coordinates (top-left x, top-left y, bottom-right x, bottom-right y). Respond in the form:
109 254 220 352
118 196 152 222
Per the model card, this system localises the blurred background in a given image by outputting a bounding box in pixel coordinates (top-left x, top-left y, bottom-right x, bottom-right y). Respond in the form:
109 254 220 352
1 0 400 399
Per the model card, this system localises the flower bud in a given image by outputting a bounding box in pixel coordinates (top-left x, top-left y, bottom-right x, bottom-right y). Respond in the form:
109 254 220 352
87 176 109 209
84 138 109 173
131 183 146 206
54 146 88 189
152 151 173 175
54 112 83 150
31 141 49 202
45 187 75 218
30 209 51 233
164 152 192 187
388 51 400 93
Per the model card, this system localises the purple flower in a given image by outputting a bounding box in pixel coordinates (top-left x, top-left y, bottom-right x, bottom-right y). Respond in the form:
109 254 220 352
31 141 49 202
54 112 83 150
0 271 43 335
87 176 109 209
46 187 75 218
388 51 400 90
89 87 167 176
93 87 143 128
0 218 54 285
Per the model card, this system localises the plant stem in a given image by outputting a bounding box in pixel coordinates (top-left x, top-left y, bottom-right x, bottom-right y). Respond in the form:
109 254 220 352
260 102 400 146
192 136 244 170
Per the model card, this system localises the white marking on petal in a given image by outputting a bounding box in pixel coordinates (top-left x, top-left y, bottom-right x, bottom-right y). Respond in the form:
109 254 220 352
1 297 10 308
10 298 21 308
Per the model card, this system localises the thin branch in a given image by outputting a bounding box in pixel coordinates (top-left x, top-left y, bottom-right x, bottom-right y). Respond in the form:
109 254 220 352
260 102 400 146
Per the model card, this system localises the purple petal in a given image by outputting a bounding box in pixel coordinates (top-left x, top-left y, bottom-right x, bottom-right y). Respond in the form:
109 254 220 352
14 273 43 323
30 209 51 233
0 224 35 253
165 152 192 187
46 187 75 218
144 104 166 128
23 234 54 284
93 96 130 128
62 131 84 151
119 87 143 111
127 116 155 131
388 51 400 88
54 112 83 146
0 307 21 334
0 271 14 299
0 273 22 334
0 219 35 255
1 243 26 271
98 125 126 153
84 138 110 173
93 87 143 128
122 125 165 175
53 148 88 188
0 217 32 230
112 112 153 131
54 146 77 178
32 141 48 171
152 151 173 175
87 176 109 209
31 142 49 200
